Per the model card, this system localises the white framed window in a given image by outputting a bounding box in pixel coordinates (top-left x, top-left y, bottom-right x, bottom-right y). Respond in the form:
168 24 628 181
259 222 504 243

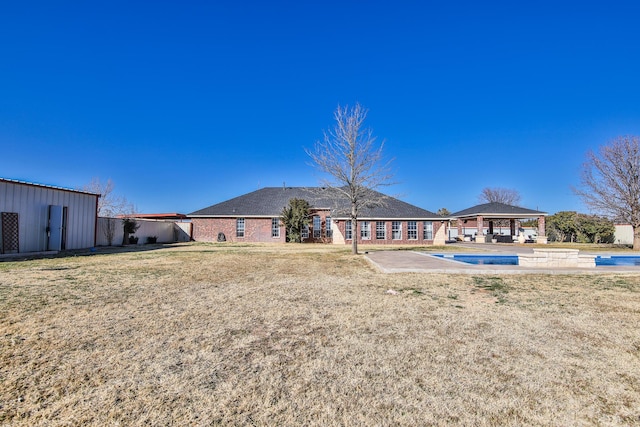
360 221 371 240
302 224 309 239
271 217 280 238
326 217 332 238
423 221 433 240
408 221 417 240
236 218 245 238
345 220 352 240
376 221 386 240
313 215 321 238
392 221 402 240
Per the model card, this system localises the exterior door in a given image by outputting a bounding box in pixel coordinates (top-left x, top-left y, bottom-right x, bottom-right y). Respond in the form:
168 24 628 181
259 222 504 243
48 205 64 251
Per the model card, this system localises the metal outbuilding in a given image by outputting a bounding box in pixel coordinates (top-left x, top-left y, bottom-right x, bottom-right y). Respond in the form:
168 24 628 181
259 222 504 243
0 178 99 255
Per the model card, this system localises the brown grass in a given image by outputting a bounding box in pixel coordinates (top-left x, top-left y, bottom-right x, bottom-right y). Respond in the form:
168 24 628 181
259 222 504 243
1 243 640 426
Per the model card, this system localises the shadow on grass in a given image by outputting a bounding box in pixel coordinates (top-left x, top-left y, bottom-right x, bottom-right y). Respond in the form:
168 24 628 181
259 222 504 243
0 243 186 263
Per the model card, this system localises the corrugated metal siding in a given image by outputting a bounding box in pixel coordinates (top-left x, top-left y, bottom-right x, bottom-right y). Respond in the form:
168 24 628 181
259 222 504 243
0 181 98 253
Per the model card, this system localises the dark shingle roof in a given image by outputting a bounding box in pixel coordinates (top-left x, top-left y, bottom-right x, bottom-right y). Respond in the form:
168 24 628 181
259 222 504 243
189 187 443 219
451 202 546 217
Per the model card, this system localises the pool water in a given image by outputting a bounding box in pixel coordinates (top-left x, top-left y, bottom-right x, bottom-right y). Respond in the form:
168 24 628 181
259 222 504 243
433 254 518 265
595 256 640 266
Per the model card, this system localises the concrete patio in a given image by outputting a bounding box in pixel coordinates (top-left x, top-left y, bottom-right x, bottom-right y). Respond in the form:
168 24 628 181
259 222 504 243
364 244 640 274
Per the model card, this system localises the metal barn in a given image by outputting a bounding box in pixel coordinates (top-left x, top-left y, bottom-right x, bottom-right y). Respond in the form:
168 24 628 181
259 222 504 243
0 178 99 255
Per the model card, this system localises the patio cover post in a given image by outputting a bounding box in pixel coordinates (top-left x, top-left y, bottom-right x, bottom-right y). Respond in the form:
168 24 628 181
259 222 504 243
537 215 548 243
476 215 484 242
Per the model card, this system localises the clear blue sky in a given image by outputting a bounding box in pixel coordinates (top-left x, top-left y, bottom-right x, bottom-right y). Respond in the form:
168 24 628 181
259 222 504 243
2 1 640 215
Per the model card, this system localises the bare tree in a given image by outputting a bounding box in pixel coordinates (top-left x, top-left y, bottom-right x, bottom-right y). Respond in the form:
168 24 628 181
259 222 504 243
574 136 640 250
479 187 522 206
83 177 135 217
306 103 394 254
83 178 135 246
101 218 117 246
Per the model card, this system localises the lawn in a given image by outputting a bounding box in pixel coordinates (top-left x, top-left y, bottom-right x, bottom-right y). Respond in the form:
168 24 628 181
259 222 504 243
1 243 639 426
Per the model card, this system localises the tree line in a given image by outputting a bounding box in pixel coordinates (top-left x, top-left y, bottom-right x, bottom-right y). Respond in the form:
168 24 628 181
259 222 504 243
545 211 616 244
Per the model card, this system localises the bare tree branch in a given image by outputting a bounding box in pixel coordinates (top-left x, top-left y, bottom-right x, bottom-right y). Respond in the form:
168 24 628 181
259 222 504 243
478 187 522 206
306 103 394 254
574 136 640 250
83 177 135 217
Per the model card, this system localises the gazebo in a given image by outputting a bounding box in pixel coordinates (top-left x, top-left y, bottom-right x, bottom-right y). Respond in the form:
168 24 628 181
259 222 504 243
451 202 547 244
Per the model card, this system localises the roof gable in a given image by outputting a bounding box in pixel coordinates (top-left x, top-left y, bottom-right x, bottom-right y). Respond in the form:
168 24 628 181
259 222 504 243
189 187 443 219
451 202 546 217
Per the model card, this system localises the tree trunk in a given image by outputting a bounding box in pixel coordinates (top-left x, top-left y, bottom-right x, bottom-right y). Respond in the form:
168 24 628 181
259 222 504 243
634 225 640 251
351 205 358 254
352 230 358 255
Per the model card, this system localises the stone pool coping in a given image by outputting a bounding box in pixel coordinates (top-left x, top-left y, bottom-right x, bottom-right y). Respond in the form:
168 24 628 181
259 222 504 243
364 250 640 275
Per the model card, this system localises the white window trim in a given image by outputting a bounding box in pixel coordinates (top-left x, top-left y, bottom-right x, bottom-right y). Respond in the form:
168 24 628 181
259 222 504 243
313 215 321 238
392 221 402 240
345 220 353 240
408 221 418 240
423 221 433 240
237 218 245 238
361 221 371 240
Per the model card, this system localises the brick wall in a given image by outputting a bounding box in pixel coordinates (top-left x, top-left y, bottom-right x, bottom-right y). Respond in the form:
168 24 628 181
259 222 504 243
333 219 444 245
192 216 445 245
191 217 286 243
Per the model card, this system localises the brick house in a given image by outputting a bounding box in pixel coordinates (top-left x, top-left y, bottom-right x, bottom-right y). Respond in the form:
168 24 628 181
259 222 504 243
189 187 447 245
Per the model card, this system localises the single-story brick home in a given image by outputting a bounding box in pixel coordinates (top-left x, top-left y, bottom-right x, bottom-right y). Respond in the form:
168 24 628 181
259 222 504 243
189 187 447 245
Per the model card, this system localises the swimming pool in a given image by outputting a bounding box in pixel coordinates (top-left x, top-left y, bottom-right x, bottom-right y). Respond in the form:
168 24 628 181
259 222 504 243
595 255 640 266
432 254 519 265
433 254 640 267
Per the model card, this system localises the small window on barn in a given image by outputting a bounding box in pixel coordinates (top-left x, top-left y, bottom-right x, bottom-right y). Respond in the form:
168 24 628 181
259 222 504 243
326 217 332 238
345 220 353 240
408 221 417 240
271 218 280 238
423 221 433 240
376 221 386 240
236 218 245 238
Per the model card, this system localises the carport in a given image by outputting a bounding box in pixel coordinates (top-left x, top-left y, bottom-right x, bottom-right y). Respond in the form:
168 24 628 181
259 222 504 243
451 202 547 244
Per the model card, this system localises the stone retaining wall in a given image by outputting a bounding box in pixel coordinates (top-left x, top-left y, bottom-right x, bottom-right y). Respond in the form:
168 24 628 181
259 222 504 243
518 249 595 268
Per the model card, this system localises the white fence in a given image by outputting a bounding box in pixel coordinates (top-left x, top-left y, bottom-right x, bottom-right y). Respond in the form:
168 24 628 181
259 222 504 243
96 217 192 246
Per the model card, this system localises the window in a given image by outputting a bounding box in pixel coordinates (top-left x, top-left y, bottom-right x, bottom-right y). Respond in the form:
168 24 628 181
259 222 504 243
423 221 433 240
326 217 332 238
313 215 321 238
392 221 402 240
345 220 352 240
302 224 309 239
408 221 417 240
271 218 280 238
376 221 386 240
236 218 245 238
360 221 371 240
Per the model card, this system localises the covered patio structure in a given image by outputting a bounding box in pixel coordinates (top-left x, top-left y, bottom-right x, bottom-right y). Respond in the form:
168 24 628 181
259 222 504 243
451 202 548 244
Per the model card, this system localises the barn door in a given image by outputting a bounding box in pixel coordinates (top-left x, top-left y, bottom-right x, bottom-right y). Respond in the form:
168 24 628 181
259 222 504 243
1 212 19 254
48 205 64 251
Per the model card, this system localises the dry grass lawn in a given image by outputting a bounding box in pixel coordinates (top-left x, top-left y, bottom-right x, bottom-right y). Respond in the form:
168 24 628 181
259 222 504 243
1 243 640 426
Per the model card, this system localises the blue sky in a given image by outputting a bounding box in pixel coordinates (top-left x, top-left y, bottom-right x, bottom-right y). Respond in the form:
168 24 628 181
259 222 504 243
2 1 640 215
